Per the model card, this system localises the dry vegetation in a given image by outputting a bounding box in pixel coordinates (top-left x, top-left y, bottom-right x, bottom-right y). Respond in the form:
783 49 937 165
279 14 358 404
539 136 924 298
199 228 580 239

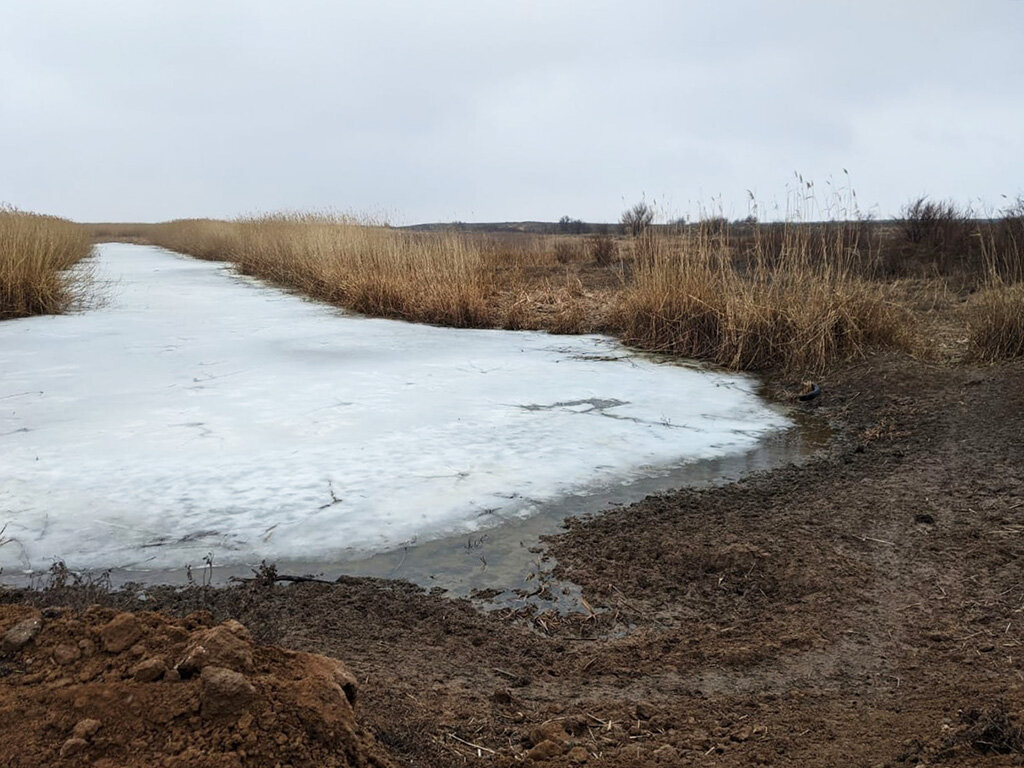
105 215 612 335
86 195 1024 372
0 207 93 319
615 222 912 371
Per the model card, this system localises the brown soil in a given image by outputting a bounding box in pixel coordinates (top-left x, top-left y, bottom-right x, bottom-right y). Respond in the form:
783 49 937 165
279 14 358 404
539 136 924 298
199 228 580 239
4 353 1024 766
0 606 393 767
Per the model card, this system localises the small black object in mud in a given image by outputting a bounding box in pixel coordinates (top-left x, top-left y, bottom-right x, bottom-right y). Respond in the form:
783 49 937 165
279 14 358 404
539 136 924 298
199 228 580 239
797 383 822 402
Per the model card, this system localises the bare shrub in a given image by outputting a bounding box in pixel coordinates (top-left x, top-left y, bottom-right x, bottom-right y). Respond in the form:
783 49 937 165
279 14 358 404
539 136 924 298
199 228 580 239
621 201 654 237
891 196 976 275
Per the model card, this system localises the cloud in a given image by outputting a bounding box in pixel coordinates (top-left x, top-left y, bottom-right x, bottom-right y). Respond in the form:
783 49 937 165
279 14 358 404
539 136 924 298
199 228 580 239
2 0 1022 222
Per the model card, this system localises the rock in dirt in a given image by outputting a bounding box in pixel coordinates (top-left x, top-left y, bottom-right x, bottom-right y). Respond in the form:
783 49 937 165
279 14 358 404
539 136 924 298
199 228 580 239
528 721 569 746
131 656 167 682
527 739 566 761
71 718 101 740
59 737 88 758
200 665 256 717
177 621 254 676
98 613 143 653
566 745 589 763
51 643 81 665
2 616 41 654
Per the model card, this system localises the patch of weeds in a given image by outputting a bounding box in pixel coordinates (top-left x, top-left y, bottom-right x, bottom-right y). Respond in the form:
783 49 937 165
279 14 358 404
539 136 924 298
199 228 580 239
953 704 1024 755
251 560 279 588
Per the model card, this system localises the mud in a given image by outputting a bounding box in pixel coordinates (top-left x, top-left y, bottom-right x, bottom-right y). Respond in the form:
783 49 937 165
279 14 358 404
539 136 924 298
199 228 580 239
4 353 1024 766
0 605 392 767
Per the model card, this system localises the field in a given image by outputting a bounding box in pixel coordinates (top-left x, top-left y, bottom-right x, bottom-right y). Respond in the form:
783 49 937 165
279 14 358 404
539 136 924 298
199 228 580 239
3 204 1024 766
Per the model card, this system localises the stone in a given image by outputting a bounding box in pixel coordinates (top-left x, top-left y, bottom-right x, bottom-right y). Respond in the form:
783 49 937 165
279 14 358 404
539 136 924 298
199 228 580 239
132 657 167 683
567 745 589 763
200 666 255 717
99 614 143 654
52 644 81 665
527 739 565 761
634 702 655 721
59 738 88 758
2 617 41 654
732 725 753 742
72 719 102 740
177 624 254 677
528 721 568 747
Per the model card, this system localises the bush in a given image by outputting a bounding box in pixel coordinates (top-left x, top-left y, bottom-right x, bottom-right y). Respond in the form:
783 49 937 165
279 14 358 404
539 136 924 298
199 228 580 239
552 239 579 264
890 196 976 275
588 235 617 266
621 201 654 237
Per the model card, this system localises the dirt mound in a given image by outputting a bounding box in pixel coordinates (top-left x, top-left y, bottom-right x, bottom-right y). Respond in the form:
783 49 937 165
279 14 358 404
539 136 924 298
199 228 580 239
0 604 394 768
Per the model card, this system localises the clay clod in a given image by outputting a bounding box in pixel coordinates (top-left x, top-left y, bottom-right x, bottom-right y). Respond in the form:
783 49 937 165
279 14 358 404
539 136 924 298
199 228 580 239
177 622 254 677
200 665 256 717
99 613 143 654
2 616 41 654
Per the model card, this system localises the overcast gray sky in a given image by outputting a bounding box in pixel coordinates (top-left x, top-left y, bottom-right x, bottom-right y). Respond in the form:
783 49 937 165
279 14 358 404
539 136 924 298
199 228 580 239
2 1 1022 224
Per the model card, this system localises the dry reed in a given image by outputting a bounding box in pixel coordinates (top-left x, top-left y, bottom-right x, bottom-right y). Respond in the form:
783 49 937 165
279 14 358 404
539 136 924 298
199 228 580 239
615 222 913 371
0 207 93 319
96 200 1024 372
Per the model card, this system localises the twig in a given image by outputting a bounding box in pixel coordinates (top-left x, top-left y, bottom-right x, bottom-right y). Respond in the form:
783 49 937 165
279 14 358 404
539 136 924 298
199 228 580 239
448 733 496 755
851 534 896 546
230 574 335 585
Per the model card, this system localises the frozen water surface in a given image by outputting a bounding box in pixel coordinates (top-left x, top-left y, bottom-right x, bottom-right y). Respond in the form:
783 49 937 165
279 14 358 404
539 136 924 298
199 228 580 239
0 244 789 576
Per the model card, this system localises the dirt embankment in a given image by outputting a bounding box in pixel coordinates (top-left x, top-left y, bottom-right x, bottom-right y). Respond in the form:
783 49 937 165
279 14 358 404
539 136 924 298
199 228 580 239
4 353 1024 766
0 605 393 768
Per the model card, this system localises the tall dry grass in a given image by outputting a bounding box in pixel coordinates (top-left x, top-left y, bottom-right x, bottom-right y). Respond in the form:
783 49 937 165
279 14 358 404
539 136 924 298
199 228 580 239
141 215 595 330
0 207 93 319
109 197 1024 372
615 221 913 371
965 203 1024 360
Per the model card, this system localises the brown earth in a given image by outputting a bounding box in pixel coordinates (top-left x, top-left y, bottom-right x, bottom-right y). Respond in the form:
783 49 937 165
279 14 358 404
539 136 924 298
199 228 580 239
0 606 393 767
4 352 1024 766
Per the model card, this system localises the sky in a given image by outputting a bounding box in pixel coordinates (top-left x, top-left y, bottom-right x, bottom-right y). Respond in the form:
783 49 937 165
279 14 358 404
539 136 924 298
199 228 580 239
2 1 1022 224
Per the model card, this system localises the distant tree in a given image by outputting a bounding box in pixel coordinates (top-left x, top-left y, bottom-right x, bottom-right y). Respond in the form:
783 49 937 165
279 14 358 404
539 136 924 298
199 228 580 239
558 215 587 235
620 201 654 237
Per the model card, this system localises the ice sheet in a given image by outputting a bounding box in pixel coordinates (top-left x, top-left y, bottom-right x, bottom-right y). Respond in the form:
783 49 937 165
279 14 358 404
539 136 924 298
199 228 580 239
0 244 789 573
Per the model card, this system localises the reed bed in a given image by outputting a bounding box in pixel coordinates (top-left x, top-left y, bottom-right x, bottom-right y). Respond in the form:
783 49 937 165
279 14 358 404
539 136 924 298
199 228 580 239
965 282 1024 361
965 212 1024 360
139 215 607 332
0 208 93 319
100 201 1024 372
615 223 913 371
